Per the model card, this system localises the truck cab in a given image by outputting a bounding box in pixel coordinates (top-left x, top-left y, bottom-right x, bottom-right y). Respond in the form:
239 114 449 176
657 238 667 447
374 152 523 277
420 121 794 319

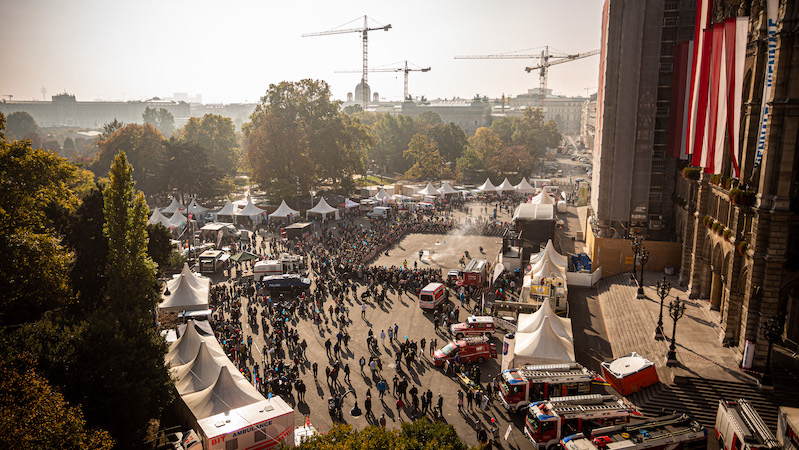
498 364 596 414
433 336 497 367
715 399 781 450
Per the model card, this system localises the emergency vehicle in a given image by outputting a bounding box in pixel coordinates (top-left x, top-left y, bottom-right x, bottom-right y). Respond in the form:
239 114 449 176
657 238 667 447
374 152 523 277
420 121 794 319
419 282 449 311
715 399 781 450
524 394 637 449
433 336 497 367
498 363 598 413
451 316 496 338
561 413 707 450
459 258 488 287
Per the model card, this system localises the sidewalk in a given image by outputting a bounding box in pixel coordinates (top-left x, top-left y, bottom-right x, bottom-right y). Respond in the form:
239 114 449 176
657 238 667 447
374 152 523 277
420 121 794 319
597 271 757 385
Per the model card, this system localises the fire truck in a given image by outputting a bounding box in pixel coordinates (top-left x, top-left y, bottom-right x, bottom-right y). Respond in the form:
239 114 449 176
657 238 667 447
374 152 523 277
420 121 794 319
561 413 708 450
523 394 638 449
498 363 599 413
715 399 781 450
459 258 488 287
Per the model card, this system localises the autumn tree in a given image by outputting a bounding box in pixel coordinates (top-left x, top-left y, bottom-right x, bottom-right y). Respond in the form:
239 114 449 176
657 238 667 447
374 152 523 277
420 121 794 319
93 123 166 195
297 421 470 450
180 113 240 178
404 134 446 181
143 107 175 137
421 122 467 165
162 137 227 200
371 113 417 174
5 111 41 141
100 119 124 140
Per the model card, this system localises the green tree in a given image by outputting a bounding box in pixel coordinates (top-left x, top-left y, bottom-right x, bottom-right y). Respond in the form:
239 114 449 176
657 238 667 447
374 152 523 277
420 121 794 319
416 111 443 127
163 137 226 200
6 111 41 140
404 133 446 181
0 350 114 450
181 113 240 178
372 113 416 173
422 122 467 164
467 127 504 163
296 421 471 450
343 104 364 115
64 184 108 313
146 223 174 273
143 107 175 137
100 119 124 140
456 147 485 182
93 123 166 195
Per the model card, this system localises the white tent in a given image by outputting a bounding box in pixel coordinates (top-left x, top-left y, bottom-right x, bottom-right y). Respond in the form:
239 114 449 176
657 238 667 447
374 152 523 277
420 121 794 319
182 366 264 419
159 271 210 312
165 320 225 367
170 263 211 292
531 239 568 267
148 208 171 228
167 209 188 228
513 316 575 365
172 341 246 395
187 198 210 217
513 203 555 221
439 181 459 195
496 177 516 192
417 182 440 196
392 194 412 201
269 200 300 220
516 300 573 340
235 196 266 218
374 188 391 202
162 196 185 215
515 178 535 193
177 317 215 338
531 257 567 279
477 178 497 192
216 198 240 217
529 191 557 205
339 198 359 209
306 197 339 221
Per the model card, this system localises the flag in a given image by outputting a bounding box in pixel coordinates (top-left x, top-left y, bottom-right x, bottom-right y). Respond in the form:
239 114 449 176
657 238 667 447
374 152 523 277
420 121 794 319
726 17 748 178
704 23 727 174
691 28 713 168
686 0 712 160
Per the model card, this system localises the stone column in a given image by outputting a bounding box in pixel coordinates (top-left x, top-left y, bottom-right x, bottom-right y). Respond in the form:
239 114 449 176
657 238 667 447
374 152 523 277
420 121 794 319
688 177 711 297
679 209 696 286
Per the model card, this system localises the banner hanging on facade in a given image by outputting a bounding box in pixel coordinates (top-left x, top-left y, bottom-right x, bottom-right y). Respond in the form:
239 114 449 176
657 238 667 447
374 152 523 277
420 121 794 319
753 0 778 170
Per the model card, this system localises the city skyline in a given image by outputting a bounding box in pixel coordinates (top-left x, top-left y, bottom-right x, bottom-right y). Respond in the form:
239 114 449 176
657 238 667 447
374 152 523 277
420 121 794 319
0 0 604 104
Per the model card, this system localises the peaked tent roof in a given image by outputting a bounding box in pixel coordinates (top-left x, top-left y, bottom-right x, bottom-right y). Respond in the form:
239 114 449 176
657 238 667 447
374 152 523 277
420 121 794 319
162 196 185 215
235 196 266 217
182 366 264 419
168 263 211 292
148 208 171 227
439 181 459 195
165 320 225 367
417 182 440 196
307 198 338 215
496 177 516 192
531 239 568 267
531 257 567 279
167 209 188 228
160 271 210 312
187 198 210 216
516 300 573 339
178 318 215 338
216 198 239 216
514 316 575 364
477 178 497 192
269 200 299 219
339 198 359 209
529 191 557 205
515 177 535 193
172 341 245 395
513 203 555 221
374 188 391 201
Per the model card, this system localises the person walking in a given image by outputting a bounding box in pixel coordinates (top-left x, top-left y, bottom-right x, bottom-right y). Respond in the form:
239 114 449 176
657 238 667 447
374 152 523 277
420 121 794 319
312 361 318 380
466 389 474 410
388 328 393 342
364 394 372 419
380 329 386 345
359 356 366 374
396 397 405 420
344 364 350 383
437 393 444 417
393 323 399 340
457 390 464 412
377 379 387 399
379 414 387 428
369 358 377 377
361 302 367 319
296 380 306 402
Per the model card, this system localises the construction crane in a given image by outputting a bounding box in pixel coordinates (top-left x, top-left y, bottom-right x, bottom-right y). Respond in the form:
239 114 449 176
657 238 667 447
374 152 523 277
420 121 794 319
455 46 599 108
336 61 430 101
303 15 391 108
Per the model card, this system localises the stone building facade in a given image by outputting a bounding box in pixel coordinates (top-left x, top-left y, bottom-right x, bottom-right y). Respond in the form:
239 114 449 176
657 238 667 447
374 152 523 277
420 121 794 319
509 88 586 135
675 0 799 370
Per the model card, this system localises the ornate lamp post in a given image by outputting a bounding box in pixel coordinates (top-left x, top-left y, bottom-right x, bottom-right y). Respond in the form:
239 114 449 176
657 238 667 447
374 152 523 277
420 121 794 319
665 298 687 367
654 277 671 340
630 237 643 280
760 316 784 387
637 249 650 298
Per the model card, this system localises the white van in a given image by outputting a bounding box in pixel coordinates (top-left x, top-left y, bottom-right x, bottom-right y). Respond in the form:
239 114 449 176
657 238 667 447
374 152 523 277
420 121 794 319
419 282 448 311
367 206 391 219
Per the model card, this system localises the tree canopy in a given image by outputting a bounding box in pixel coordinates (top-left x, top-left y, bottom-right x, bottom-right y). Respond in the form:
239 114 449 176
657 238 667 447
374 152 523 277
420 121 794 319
296 420 473 450
143 107 175 137
404 134 448 181
93 123 166 195
5 111 41 141
181 113 240 178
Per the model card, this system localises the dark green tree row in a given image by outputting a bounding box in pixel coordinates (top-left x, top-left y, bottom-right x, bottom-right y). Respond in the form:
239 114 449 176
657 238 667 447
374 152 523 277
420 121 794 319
90 113 240 200
0 113 175 449
291 420 487 450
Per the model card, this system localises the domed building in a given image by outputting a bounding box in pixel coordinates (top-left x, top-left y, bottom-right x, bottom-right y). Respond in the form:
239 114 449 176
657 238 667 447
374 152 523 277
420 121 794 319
354 79 371 105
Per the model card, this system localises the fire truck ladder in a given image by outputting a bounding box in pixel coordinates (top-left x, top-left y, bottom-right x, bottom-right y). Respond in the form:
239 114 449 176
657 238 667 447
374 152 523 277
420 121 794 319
616 414 704 443
520 364 590 380
461 336 489 345
736 399 780 448
548 395 630 416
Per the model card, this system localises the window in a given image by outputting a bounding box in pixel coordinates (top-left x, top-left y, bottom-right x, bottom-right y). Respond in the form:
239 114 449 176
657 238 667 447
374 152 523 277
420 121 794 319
225 438 238 450
254 430 267 442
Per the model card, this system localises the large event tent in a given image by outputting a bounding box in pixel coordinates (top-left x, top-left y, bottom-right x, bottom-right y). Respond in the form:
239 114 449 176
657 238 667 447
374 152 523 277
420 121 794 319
182 366 264 419
269 199 300 221
529 191 557 205
306 198 339 221
215 198 240 221
162 196 185 215
167 209 188 228
516 299 573 340
166 321 225 367
235 196 266 219
172 341 245 395
531 239 568 267
374 188 391 202
149 208 171 228
513 316 575 365
477 178 497 192
496 178 516 193
159 270 210 312
531 257 567 279
515 178 535 193
187 198 210 217
439 181 459 195
339 198 359 209
417 182 440 196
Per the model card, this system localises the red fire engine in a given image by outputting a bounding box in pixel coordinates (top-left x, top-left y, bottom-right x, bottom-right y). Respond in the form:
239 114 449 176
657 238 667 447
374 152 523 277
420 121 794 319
498 363 599 414
715 399 781 450
561 413 707 450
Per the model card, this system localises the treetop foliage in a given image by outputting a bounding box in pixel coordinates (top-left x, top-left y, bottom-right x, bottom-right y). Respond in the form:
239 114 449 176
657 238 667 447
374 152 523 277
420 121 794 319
295 420 473 450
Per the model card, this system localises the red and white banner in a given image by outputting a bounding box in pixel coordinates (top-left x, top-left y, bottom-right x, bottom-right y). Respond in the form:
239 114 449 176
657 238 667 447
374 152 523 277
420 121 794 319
667 41 692 160
725 17 748 177
686 0 712 160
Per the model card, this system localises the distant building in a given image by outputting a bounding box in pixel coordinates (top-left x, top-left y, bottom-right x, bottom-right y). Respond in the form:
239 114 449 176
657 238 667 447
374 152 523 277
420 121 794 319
0 93 190 129
509 88 586 135
580 96 597 151
401 98 492 136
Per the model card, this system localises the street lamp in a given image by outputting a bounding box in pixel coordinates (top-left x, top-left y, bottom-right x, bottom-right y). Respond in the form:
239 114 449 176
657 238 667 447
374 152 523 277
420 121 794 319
760 315 784 387
630 237 643 280
654 277 671 340
666 298 687 367
637 250 650 298
340 389 361 418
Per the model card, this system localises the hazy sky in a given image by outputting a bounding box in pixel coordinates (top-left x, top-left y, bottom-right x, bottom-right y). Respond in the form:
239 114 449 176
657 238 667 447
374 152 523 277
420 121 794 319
0 0 604 104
